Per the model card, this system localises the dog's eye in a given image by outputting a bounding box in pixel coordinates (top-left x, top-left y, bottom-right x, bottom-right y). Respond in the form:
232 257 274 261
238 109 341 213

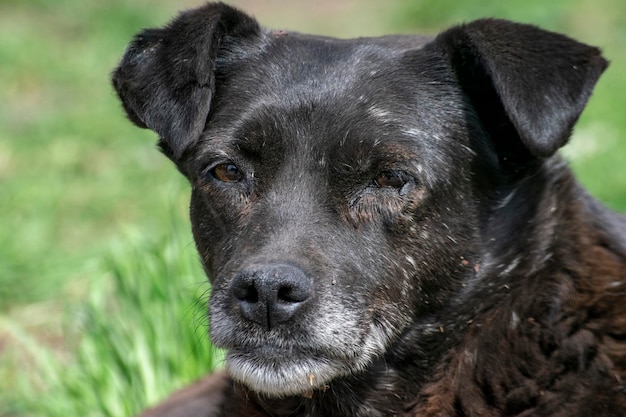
374 170 406 189
211 163 243 183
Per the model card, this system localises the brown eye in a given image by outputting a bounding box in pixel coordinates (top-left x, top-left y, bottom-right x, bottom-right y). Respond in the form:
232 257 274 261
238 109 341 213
374 170 406 189
211 163 243 183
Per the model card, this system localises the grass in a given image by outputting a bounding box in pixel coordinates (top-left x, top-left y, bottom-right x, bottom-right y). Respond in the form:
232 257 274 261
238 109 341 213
3 220 223 416
0 0 190 308
0 0 624 416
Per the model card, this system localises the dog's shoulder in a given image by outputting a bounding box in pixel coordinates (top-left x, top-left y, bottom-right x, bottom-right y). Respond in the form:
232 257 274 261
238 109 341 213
139 372 230 417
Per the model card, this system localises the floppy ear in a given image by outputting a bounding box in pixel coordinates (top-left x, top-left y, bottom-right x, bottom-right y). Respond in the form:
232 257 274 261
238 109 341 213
111 3 261 159
435 19 607 159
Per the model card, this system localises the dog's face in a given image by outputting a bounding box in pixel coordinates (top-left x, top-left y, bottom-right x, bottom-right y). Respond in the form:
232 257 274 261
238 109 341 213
112 4 606 397
188 35 483 395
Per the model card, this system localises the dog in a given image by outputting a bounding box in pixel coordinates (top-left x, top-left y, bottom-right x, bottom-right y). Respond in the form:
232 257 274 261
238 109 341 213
112 3 626 416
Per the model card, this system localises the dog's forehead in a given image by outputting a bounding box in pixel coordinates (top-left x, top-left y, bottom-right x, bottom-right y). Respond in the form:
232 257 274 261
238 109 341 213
205 33 468 169
237 33 440 104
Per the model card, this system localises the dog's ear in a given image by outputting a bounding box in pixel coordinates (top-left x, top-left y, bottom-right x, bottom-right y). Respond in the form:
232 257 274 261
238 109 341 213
111 3 261 159
435 19 607 160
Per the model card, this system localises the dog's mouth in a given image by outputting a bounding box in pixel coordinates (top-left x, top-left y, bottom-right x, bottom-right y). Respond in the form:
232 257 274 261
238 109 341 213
216 320 395 397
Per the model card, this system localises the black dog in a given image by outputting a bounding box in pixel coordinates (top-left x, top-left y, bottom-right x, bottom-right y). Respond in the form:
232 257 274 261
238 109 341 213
112 3 626 416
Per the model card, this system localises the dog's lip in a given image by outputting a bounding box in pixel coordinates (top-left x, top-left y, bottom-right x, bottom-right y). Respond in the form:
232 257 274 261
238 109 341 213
226 342 324 359
223 340 362 368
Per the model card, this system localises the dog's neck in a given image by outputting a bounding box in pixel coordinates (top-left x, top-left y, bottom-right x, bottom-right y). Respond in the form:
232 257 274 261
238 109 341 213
224 158 626 417
403 159 626 415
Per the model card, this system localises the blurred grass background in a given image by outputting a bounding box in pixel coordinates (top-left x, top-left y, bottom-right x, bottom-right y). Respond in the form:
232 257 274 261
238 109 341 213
0 0 624 415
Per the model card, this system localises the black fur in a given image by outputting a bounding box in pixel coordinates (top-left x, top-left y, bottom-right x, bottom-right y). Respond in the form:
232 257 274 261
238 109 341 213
112 3 626 416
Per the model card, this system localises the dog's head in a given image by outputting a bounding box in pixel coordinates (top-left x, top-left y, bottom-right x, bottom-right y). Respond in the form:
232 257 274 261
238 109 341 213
113 3 606 396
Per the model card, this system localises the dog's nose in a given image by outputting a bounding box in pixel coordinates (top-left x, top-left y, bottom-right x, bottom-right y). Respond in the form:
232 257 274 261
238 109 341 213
231 264 313 329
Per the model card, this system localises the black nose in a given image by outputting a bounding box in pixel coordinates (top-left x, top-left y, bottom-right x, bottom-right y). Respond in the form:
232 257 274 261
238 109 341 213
231 264 313 329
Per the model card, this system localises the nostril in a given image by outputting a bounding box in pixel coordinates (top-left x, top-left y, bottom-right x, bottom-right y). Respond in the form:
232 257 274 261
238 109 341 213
277 284 308 304
233 282 258 303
